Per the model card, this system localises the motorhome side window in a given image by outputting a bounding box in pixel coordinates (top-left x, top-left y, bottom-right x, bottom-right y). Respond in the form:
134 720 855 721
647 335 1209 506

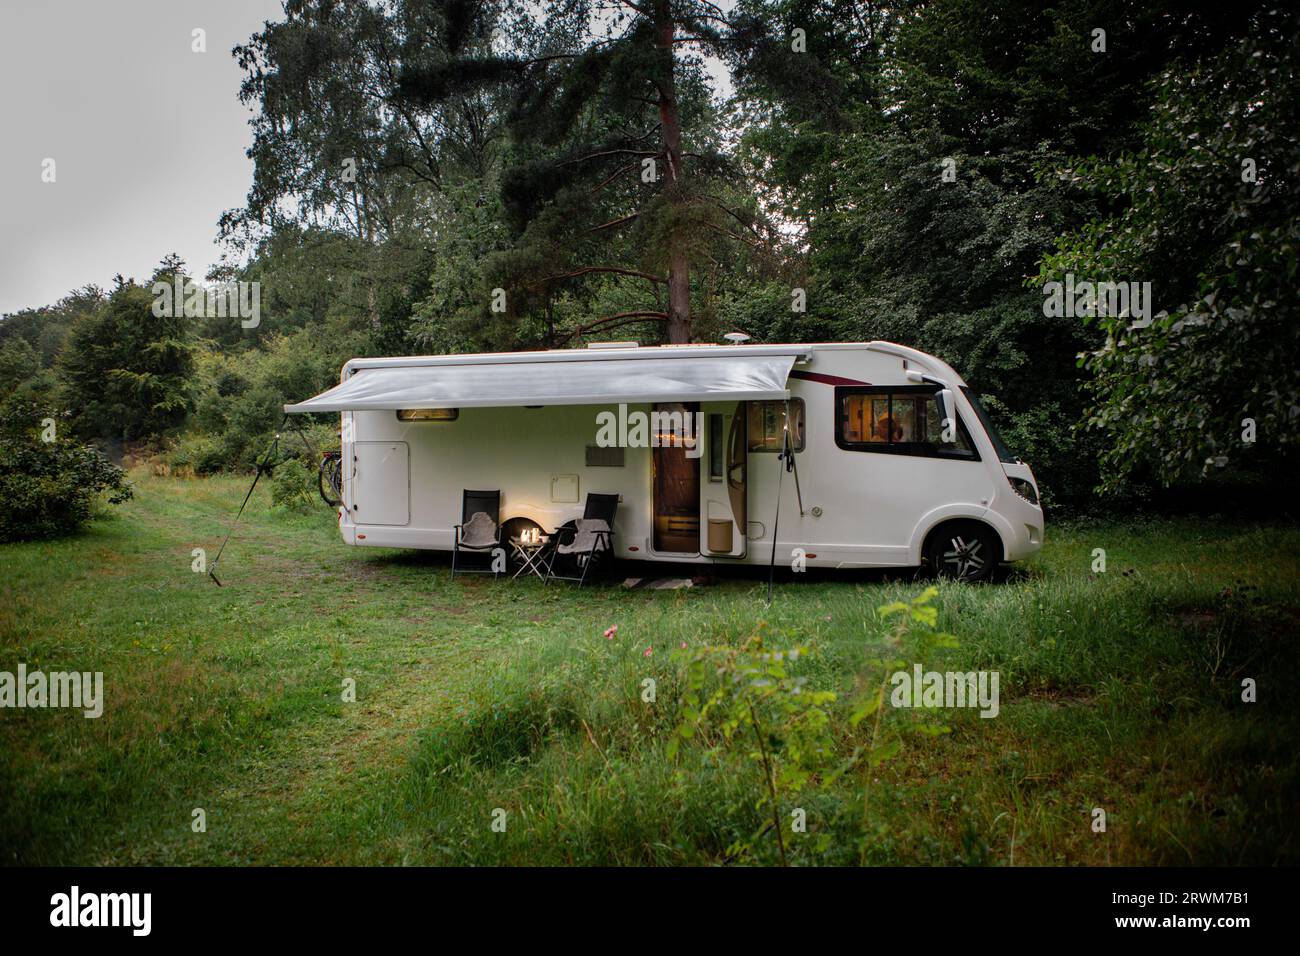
396 408 459 421
748 399 805 452
835 387 977 459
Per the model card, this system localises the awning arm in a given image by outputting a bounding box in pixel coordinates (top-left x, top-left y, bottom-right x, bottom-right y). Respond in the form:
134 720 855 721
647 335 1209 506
766 426 787 607
783 398 805 517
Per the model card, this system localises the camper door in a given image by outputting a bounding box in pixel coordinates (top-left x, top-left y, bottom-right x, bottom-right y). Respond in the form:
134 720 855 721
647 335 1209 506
701 402 747 557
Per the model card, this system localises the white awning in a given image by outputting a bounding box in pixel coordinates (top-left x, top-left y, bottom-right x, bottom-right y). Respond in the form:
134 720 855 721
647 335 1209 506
284 353 798 413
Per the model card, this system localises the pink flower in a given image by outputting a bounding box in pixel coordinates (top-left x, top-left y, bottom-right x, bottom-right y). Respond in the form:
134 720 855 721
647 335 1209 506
604 625 618 639
680 642 687 649
643 646 653 657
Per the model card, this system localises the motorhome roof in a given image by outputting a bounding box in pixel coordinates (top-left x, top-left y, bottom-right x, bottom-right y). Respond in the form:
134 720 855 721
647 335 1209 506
341 342 819 372
336 340 956 380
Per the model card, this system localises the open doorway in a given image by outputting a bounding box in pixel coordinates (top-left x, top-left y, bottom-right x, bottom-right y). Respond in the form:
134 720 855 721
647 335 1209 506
652 402 700 553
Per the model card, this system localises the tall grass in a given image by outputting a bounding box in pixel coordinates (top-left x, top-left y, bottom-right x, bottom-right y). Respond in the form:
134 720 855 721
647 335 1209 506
1 472 1297 864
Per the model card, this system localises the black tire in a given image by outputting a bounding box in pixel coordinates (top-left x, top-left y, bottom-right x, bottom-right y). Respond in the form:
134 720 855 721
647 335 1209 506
318 452 343 507
926 520 1000 583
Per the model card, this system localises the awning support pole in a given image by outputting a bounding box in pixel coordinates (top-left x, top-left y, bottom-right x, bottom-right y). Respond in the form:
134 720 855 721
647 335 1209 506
208 414 289 587
284 414 323 467
784 398 805 516
766 424 789 606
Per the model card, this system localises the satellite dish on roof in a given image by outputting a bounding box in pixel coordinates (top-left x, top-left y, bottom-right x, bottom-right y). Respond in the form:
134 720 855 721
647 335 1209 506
723 332 751 345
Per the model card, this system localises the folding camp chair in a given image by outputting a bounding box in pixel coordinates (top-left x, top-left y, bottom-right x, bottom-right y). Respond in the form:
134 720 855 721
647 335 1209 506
545 493 619 586
451 489 503 579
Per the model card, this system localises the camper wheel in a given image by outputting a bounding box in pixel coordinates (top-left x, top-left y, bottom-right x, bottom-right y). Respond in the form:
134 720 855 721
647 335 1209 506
926 520 1000 583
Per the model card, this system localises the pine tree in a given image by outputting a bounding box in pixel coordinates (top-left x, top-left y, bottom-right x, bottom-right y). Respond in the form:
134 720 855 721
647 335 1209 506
58 259 195 444
398 0 768 344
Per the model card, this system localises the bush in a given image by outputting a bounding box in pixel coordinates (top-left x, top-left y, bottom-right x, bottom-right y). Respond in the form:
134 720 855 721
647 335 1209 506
167 332 346 477
0 402 133 542
982 397 1103 514
270 458 316 514
167 432 226 476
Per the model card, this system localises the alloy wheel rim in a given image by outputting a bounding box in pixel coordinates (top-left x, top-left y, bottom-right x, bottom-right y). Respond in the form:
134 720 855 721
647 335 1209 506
943 535 985 579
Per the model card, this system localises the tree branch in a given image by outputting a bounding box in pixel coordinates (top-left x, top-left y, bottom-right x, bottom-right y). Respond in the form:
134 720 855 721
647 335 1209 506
593 161 638 193
531 267 667 289
586 213 640 233
559 147 659 166
560 310 668 344
702 220 762 248
702 194 766 239
614 0 653 15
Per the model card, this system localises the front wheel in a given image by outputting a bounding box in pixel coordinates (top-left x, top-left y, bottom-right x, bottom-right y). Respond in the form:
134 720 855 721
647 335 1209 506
927 521 1000 583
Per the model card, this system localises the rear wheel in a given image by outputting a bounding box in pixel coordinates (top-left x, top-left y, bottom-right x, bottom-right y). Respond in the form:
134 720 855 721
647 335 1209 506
927 521 1000 583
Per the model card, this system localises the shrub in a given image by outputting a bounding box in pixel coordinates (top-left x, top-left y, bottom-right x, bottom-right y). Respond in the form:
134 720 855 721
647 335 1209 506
167 333 345 477
0 402 133 542
167 432 226 476
269 458 316 514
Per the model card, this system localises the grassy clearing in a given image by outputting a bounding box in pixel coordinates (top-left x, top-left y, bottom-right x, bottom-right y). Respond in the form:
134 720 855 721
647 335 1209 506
1 472 1297 865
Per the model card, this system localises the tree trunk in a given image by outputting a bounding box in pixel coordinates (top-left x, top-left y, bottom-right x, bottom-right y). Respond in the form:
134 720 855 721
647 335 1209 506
360 194 381 333
367 280 380 333
655 1 690 344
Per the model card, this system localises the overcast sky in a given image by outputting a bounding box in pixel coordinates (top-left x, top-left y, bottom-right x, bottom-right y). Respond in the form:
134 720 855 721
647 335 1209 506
0 0 283 316
0 0 736 318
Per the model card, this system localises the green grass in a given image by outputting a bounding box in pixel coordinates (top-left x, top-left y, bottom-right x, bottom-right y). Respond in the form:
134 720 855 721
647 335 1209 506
1 471 1297 865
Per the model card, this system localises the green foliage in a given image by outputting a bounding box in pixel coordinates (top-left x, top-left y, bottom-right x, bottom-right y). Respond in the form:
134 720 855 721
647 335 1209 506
731 0 1278 509
0 401 132 542
670 625 837 862
1037 7 1300 490
4 0 1288 517
227 0 482 242
3 474 1298 864
175 330 351 474
408 182 513 352
0 335 40 383
270 458 317 514
979 395 1113 513
0 336 59 415
667 586 961 864
393 0 776 346
205 226 434 357
166 431 227 476
732 1 1115 504
58 279 195 445
847 586 958 861
0 285 102 366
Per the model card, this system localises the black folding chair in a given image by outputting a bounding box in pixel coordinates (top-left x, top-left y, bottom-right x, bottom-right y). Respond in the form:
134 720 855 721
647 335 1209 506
451 489 503 579
545 493 619 586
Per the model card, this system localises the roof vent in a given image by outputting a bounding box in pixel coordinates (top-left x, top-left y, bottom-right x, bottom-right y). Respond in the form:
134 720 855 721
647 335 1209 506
723 332 751 345
586 341 640 349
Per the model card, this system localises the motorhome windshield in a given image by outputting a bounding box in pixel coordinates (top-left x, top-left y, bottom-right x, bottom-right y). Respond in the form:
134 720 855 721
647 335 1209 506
960 387 1017 463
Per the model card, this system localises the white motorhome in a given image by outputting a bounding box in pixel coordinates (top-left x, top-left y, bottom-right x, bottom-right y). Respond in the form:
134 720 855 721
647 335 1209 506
285 340 1044 581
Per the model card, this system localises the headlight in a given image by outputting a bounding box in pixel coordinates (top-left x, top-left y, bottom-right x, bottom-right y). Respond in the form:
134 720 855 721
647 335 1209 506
1008 476 1039 505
